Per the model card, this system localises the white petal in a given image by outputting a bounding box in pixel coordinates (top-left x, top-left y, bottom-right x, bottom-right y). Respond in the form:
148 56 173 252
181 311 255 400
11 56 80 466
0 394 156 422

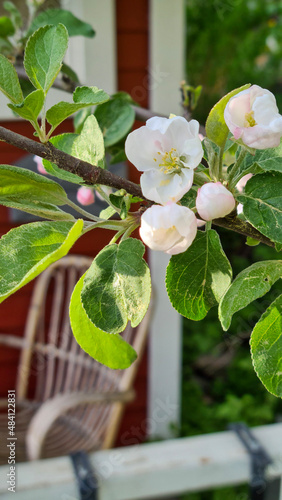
141 168 194 204
125 126 163 171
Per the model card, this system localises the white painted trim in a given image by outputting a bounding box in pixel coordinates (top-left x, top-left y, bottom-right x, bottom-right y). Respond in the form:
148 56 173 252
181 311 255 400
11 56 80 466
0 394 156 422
148 0 186 437
1 424 281 499
0 0 117 120
63 0 117 95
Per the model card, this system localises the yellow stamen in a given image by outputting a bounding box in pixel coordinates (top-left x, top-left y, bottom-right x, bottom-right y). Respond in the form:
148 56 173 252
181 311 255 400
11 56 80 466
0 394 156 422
244 111 257 128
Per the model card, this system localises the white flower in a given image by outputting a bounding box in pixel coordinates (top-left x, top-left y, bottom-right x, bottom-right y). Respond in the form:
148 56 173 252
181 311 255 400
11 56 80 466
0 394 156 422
196 182 235 221
224 85 282 149
125 116 203 205
76 186 95 206
140 203 197 255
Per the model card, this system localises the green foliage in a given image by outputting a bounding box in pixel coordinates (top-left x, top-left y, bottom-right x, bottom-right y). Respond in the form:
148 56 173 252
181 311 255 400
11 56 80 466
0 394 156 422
0 164 74 220
81 239 151 334
70 274 137 369
46 86 109 130
0 54 23 104
240 142 282 175
28 8 95 38
43 116 104 181
205 84 250 147
237 172 282 244
109 190 141 219
0 16 15 37
72 114 105 168
166 230 232 320
181 231 282 500
24 24 68 95
0 219 83 303
186 0 282 123
251 294 282 397
95 95 135 147
3 2 22 30
219 260 282 331
8 89 44 124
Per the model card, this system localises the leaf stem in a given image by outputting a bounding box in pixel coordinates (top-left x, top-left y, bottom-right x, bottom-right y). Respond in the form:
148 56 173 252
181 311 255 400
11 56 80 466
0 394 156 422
65 198 101 222
228 148 248 189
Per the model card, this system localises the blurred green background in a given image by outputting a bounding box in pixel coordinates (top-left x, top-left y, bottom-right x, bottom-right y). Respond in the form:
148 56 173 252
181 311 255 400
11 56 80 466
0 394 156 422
186 0 282 124
181 1 282 498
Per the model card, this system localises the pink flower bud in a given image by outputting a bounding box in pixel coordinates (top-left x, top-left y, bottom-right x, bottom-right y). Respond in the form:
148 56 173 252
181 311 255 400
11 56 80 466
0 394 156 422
140 203 197 255
76 187 95 206
34 155 48 175
196 182 235 221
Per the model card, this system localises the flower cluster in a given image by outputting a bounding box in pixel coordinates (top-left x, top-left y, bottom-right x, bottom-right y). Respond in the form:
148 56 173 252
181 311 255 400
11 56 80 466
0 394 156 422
125 84 282 255
125 116 203 254
125 116 237 254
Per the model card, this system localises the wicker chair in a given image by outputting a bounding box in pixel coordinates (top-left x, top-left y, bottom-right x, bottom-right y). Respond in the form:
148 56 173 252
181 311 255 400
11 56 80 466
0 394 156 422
0 255 151 463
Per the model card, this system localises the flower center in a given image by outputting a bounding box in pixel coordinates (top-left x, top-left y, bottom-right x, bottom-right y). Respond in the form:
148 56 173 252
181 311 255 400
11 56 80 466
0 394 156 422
244 111 257 128
154 148 185 174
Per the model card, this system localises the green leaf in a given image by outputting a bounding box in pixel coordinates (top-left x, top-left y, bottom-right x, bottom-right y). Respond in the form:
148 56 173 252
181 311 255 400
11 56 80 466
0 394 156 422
8 89 44 123
99 206 116 219
180 187 197 209
0 54 23 104
219 260 282 331
43 116 104 182
166 230 232 321
237 171 282 244
70 274 137 369
81 238 151 334
0 16 15 36
73 86 109 105
251 294 282 398
95 97 135 147
73 108 92 134
205 84 251 148
24 24 68 95
0 164 74 220
46 87 109 129
72 114 105 168
28 9 95 38
241 142 282 175
0 36 13 57
246 236 260 247
42 133 84 184
0 219 83 303
3 2 22 29
61 62 80 83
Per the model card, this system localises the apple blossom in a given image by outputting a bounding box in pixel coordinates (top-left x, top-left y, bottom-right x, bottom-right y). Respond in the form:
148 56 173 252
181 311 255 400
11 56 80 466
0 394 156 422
139 203 197 255
125 116 203 205
34 155 48 175
196 182 235 221
224 85 282 149
76 186 95 206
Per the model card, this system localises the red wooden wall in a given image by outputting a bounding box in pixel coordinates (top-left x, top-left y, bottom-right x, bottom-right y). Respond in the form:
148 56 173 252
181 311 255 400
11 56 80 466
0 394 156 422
0 0 150 448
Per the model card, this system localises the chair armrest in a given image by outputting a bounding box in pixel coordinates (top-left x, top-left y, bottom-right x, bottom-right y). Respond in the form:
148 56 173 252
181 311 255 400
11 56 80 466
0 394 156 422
26 389 135 461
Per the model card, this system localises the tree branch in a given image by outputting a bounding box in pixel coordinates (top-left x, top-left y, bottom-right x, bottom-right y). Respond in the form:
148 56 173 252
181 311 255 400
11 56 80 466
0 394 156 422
213 211 275 248
0 125 276 247
0 125 144 199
